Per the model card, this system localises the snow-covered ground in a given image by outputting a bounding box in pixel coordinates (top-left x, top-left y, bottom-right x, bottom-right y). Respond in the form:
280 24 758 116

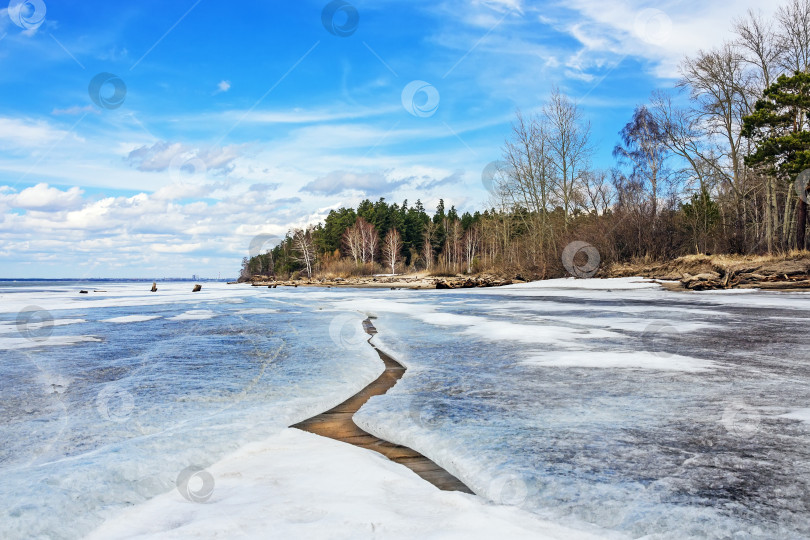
88 428 610 540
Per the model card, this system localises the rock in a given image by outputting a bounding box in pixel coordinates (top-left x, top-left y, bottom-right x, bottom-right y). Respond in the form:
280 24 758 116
151 282 157 292
436 281 454 289
192 284 202 292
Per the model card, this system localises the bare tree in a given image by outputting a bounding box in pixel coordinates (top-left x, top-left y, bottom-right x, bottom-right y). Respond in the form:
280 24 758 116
292 227 316 278
776 0 810 74
381 228 402 274
544 88 592 230
735 9 782 89
462 224 480 274
680 44 756 250
583 169 614 215
356 217 378 264
613 106 671 219
342 221 363 264
502 111 555 261
422 220 435 270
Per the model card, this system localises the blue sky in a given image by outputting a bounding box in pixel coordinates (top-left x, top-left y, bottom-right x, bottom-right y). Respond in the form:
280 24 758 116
0 0 777 278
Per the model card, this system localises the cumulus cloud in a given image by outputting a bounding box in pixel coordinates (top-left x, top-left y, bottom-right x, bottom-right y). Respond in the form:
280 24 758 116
300 170 412 196
2 183 84 212
215 80 231 94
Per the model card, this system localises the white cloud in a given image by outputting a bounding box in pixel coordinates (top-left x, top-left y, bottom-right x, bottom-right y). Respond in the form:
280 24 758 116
125 141 242 173
0 117 84 148
216 80 231 94
51 105 99 116
2 183 84 212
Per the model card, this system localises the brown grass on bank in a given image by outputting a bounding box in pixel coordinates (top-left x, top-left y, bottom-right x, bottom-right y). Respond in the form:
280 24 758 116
608 250 810 279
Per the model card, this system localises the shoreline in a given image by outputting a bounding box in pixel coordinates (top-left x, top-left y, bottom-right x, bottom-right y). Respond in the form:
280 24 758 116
238 253 810 292
291 319 473 494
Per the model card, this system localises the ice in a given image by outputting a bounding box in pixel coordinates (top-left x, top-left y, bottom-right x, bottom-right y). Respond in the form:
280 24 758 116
87 429 610 540
0 284 384 540
5 280 810 539
347 283 810 538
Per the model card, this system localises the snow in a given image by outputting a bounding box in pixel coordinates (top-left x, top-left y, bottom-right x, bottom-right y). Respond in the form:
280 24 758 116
503 277 662 290
0 334 101 349
522 351 720 372
780 408 810 423
87 429 609 540
101 315 162 323
169 309 217 321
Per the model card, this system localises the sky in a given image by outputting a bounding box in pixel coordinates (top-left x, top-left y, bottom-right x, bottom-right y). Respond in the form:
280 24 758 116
0 0 780 279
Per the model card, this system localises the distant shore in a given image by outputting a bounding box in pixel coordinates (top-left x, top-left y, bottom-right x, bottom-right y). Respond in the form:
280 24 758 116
239 252 810 292
241 273 522 290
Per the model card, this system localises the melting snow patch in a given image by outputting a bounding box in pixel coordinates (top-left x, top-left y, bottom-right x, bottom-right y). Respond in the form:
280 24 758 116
780 408 810 423
523 351 719 372
169 310 216 321
0 335 102 350
101 315 161 324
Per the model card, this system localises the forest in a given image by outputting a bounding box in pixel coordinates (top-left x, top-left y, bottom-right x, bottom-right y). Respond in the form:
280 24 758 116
241 0 810 281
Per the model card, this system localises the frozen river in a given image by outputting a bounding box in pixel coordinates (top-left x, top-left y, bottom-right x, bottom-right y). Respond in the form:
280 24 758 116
2 279 809 539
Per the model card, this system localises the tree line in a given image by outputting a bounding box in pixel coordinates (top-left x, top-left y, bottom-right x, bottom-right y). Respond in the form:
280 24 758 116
241 0 810 281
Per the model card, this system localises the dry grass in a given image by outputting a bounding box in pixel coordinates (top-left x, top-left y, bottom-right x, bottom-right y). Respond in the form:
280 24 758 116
608 250 810 279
